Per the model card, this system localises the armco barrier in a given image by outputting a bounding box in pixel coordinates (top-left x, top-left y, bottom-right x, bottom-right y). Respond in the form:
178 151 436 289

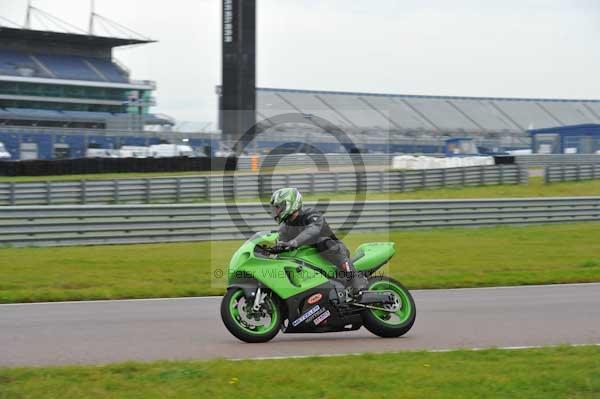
0 197 598 247
545 164 600 183
515 154 600 167
0 165 526 206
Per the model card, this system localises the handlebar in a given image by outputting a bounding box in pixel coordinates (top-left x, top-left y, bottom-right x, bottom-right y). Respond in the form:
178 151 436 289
266 245 291 254
258 244 294 255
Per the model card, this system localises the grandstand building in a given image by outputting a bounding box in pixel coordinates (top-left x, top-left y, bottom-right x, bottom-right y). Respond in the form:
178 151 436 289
246 87 600 154
0 26 179 160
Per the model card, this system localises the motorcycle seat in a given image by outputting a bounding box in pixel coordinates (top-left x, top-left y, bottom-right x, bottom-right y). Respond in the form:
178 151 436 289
351 247 366 264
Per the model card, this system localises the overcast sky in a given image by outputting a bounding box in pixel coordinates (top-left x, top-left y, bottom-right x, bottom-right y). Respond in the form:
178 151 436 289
2 0 600 129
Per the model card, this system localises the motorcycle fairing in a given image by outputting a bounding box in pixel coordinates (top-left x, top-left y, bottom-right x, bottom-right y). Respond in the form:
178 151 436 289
281 281 362 334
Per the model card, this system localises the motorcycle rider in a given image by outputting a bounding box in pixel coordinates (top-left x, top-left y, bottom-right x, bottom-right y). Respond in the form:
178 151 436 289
270 187 368 295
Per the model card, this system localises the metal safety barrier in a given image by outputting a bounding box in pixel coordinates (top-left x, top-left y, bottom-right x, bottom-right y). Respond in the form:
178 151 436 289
515 154 600 167
545 164 600 183
0 165 526 206
0 197 598 247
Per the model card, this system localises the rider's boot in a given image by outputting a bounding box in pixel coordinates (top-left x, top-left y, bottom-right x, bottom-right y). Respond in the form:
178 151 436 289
340 261 368 297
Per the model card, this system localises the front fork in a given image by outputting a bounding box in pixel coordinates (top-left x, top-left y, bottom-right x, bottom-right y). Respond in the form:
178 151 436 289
252 287 267 312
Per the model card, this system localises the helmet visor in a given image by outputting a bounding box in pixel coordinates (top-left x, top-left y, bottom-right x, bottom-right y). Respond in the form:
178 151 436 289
271 203 286 222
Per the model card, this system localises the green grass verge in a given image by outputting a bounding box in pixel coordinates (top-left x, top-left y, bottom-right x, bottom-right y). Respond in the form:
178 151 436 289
1 346 599 398
0 166 314 182
299 176 600 201
1 222 600 303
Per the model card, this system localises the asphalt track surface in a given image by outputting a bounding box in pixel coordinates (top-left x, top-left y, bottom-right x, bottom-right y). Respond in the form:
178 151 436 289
1 283 599 367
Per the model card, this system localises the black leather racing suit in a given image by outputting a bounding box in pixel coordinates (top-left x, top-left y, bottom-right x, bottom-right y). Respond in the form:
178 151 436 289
278 207 351 269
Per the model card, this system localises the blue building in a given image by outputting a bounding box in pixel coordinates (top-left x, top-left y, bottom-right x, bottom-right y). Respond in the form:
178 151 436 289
529 124 600 154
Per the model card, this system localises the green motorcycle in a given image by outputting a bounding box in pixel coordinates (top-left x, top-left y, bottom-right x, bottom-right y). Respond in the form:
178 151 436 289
220 231 416 343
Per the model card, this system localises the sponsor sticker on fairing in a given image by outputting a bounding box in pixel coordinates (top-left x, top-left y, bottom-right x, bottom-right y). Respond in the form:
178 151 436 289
292 305 320 327
307 293 323 305
313 310 331 325
305 307 327 323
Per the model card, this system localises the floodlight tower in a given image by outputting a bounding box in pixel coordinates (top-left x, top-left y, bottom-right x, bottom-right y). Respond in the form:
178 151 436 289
220 0 256 155
89 0 96 34
25 0 32 28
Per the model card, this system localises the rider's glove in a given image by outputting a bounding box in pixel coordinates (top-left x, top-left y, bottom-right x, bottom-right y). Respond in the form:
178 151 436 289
279 239 298 250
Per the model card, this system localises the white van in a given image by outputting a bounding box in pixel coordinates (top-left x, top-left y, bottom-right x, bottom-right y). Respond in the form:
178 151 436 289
86 148 121 158
148 144 194 158
119 146 150 158
0 142 12 160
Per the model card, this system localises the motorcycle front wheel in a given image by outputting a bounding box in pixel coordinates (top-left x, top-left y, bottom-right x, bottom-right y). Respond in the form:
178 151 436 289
220 288 282 343
361 276 416 338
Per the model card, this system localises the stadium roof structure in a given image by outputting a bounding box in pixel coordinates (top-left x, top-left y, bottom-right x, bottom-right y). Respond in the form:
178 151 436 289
260 87 600 104
255 87 600 135
0 26 155 49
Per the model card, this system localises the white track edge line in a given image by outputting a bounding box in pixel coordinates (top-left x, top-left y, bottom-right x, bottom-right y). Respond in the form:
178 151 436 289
228 343 600 361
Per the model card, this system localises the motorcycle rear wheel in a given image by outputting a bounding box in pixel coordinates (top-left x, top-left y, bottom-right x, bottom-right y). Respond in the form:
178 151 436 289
221 288 282 343
361 276 416 338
